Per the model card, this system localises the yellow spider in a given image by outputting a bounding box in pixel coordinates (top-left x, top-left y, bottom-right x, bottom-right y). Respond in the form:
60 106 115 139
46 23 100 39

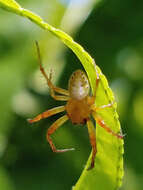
28 42 123 170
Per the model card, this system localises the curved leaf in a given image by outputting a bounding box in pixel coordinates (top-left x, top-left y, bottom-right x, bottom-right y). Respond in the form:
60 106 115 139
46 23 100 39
0 1 124 189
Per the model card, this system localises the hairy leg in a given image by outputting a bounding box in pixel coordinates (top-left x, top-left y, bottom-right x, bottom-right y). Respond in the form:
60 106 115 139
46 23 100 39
91 102 114 112
98 102 114 109
27 106 65 123
47 115 74 153
87 119 97 170
35 41 69 100
93 59 100 99
92 113 123 139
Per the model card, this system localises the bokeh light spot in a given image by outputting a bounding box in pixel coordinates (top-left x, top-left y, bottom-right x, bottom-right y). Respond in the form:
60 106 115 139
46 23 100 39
117 47 143 80
12 90 41 117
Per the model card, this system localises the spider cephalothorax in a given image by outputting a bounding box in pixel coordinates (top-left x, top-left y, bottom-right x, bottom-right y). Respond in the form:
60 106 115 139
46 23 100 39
28 42 123 170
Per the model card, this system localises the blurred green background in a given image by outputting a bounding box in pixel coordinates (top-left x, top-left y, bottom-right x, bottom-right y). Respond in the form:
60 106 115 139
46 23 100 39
0 0 143 189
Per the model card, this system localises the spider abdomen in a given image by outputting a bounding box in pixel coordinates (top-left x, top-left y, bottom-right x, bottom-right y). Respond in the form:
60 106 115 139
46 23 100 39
68 70 90 100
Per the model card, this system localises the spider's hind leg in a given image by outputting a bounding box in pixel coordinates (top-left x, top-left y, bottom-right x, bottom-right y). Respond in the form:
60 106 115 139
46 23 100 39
91 101 114 112
93 59 100 99
35 41 69 101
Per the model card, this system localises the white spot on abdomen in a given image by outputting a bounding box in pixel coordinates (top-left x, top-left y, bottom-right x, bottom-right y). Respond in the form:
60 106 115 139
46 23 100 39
68 70 90 100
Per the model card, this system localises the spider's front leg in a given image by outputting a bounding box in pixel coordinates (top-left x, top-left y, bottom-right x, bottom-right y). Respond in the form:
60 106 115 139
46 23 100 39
47 115 75 153
87 119 97 170
92 113 124 139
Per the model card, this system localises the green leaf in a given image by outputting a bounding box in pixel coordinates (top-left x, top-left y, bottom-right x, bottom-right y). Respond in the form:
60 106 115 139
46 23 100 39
0 1 124 189
0 0 21 13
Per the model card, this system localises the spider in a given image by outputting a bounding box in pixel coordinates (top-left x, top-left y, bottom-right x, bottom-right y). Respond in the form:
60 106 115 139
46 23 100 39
28 42 123 170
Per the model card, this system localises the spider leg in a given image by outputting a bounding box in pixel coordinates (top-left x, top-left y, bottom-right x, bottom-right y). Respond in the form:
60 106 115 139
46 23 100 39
93 59 100 99
98 102 114 109
87 119 97 170
27 106 65 123
91 102 114 112
35 41 69 101
47 115 75 153
92 113 123 139
47 70 69 100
